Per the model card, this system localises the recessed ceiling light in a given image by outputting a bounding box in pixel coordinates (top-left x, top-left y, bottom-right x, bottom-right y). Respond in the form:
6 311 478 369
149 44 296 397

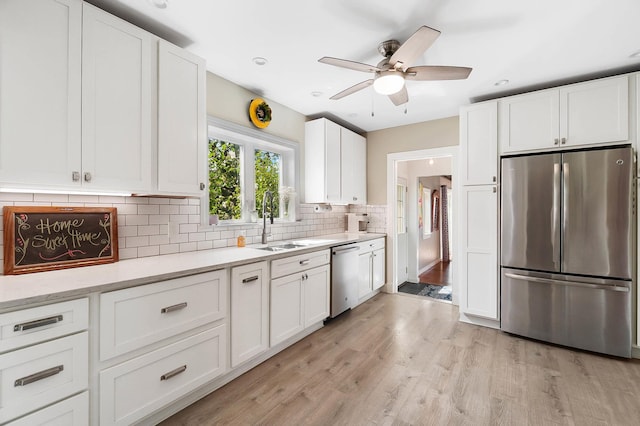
494 79 509 86
252 57 268 66
629 50 640 59
149 0 168 9
311 91 323 97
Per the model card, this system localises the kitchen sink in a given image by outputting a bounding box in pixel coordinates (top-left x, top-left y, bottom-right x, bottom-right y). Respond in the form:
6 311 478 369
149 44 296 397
256 242 306 252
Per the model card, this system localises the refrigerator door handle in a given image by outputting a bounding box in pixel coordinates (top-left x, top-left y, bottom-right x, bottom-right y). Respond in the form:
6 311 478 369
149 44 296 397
504 273 630 292
562 161 569 266
552 162 561 269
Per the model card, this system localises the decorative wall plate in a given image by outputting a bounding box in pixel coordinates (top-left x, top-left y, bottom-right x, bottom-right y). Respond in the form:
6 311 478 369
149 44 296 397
249 98 272 128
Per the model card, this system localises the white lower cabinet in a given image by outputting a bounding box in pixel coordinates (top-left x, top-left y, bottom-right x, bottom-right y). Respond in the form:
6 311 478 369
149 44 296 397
357 238 386 300
0 332 88 424
99 326 226 426
270 250 330 347
230 261 269 367
7 391 88 426
99 270 227 361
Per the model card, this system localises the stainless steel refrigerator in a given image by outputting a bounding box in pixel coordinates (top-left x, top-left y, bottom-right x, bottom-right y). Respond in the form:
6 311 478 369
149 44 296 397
501 145 634 357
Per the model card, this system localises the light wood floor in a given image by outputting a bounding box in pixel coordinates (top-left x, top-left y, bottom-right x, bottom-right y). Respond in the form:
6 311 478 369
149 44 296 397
161 293 640 425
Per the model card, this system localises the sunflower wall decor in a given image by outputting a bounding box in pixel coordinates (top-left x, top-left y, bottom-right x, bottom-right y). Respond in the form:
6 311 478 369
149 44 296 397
249 98 272 128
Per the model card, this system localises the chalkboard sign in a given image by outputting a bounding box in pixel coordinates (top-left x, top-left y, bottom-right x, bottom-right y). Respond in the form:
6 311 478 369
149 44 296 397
3 206 118 275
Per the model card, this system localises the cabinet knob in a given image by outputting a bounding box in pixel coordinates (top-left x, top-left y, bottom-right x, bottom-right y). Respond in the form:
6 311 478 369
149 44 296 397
492 176 496 182
72 171 80 182
561 137 566 145
554 138 559 145
200 182 205 190
353 196 357 201
84 172 92 182
493 187 497 193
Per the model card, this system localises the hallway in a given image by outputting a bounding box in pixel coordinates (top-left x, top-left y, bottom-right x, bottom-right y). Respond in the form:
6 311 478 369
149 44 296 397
419 261 452 286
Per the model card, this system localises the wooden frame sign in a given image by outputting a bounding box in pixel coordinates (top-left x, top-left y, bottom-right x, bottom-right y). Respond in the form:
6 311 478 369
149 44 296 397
3 206 118 275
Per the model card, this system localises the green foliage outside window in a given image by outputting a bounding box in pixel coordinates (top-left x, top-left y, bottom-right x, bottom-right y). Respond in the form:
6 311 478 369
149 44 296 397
255 149 280 218
208 139 241 220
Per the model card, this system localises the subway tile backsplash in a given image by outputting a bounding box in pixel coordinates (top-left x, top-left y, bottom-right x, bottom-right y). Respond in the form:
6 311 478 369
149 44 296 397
0 193 387 272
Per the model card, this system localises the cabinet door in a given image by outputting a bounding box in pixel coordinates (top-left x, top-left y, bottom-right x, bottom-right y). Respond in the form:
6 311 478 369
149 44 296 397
230 262 268 367
459 185 498 319
560 75 629 147
304 264 330 326
341 127 367 204
324 120 342 203
460 101 497 185
372 248 385 290
270 274 303 346
358 252 372 299
82 5 153 192
0 0 82 189
158 40 206 196
499 89 559 153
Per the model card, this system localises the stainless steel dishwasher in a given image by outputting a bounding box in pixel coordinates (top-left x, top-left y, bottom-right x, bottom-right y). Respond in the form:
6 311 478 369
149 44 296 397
330 243 360 318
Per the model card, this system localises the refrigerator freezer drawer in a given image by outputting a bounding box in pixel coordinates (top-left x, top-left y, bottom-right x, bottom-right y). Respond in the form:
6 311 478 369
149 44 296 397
501 268 631 357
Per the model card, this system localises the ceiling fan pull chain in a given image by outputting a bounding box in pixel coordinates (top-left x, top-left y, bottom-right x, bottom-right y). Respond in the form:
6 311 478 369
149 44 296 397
371 90 375 117
404 104 408 114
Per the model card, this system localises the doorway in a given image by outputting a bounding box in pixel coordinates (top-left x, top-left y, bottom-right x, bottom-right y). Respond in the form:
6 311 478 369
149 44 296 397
385 147 458 305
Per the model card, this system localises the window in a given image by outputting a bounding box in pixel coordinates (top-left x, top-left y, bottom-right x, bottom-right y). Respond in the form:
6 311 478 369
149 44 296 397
205 118 297 224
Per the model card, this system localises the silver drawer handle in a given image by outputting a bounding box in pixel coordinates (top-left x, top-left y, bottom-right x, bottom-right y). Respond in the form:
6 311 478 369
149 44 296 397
160 302 188 314
15 365 64 387
160 365 187 381
14 315 63 332
242 276 259 283
505 273 630 292
299 260 310 265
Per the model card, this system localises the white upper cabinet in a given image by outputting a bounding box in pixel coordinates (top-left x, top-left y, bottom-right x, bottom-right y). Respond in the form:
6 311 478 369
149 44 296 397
459 101 497 185
0 0 82 189
500 75 629 153
341 127 367 204
559 76 629 147
157 41 207 196
82 4 153 192
0 1 205 196
304 118 367 205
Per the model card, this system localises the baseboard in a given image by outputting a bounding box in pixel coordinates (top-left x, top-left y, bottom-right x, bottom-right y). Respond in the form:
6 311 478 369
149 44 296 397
632 345 640 359
458 312 500 329
418 259 440 276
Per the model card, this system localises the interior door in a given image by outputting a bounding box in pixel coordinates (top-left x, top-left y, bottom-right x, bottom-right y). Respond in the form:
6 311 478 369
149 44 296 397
396 178 408 284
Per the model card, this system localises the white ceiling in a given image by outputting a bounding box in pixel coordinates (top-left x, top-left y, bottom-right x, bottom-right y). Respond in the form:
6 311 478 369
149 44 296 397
87 0 640 133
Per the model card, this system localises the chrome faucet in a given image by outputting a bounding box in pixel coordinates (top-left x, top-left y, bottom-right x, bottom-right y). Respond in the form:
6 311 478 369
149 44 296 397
261 190 274 244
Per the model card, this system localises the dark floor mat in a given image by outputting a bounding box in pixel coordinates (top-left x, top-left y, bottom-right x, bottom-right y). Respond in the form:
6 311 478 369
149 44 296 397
399 282 452 302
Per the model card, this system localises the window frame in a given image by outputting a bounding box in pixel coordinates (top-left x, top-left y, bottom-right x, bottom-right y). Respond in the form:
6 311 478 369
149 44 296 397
204 117 299 225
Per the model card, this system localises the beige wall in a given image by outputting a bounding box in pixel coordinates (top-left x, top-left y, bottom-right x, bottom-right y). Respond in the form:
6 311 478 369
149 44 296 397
206 73 306 145
366 116 459 205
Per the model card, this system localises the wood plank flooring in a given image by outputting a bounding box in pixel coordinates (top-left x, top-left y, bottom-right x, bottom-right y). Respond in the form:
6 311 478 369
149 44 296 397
419 261 452 286
160 293 640 425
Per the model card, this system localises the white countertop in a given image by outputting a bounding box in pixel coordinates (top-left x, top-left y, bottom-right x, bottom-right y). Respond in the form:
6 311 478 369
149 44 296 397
0 233 385 310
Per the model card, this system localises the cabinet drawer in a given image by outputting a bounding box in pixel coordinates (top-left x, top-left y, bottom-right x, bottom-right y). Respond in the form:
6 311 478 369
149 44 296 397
359 238 385 253
271 249 330 279
0 299 88 353
0 332 88 424
8 391 88 426
100 269 227 360
100 325 226 426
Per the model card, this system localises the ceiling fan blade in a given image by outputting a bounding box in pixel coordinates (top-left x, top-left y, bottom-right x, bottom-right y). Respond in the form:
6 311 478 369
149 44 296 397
318 57 380 73
389 26 441 71
388 86 408 106
405 65 472 81
330 79 374 100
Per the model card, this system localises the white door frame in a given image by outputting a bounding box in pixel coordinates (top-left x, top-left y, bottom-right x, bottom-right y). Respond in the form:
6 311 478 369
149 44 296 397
385 146 459 305
396 177 408 284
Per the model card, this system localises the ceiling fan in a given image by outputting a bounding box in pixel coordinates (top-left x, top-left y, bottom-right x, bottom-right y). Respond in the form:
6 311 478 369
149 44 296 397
318 25 472 106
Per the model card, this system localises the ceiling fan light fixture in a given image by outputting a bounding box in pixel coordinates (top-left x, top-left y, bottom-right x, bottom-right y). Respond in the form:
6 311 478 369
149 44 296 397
374 72 405 95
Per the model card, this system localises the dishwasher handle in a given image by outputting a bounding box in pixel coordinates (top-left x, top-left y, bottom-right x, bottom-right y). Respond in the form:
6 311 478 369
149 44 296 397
332 246 360 255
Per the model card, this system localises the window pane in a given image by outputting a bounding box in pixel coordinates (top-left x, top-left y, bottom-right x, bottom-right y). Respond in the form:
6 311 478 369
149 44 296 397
208 139 241 220
255 149 281 218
